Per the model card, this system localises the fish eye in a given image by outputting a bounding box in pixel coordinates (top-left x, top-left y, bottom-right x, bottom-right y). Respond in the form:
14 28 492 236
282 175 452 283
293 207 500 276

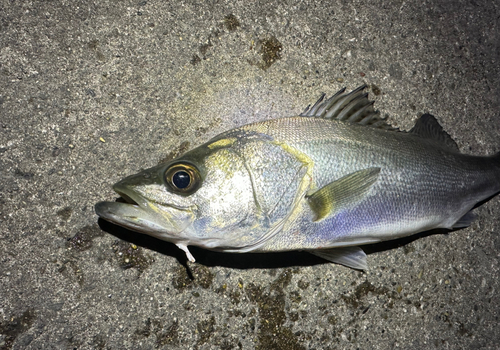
172 170 191 189
165 163 201 194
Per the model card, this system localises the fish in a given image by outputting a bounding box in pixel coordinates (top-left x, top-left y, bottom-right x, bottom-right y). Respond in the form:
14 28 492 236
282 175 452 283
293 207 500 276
95 85 500 270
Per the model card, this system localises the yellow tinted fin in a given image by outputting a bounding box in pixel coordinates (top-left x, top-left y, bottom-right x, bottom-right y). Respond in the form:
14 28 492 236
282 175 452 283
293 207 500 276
307 167 380 222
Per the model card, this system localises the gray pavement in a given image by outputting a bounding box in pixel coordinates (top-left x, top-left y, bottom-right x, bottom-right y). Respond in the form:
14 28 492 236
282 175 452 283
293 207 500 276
1 0 500 349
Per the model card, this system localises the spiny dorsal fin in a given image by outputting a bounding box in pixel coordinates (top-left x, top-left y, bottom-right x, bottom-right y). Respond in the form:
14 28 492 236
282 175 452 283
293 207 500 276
300 85 397 130
409 114 460 152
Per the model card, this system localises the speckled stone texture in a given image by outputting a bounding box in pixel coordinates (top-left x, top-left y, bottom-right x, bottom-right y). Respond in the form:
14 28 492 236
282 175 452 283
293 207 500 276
1 0 499 349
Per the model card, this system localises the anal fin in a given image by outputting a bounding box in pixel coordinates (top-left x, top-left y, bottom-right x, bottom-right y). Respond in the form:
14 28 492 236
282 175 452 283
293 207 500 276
452 211 477 229
308 246 367 270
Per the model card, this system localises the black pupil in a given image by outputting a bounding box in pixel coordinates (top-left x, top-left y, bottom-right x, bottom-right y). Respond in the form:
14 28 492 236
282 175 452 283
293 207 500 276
172 170 191 189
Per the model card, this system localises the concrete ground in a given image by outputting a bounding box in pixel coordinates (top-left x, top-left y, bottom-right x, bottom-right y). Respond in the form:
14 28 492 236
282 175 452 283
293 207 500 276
1 0 499 349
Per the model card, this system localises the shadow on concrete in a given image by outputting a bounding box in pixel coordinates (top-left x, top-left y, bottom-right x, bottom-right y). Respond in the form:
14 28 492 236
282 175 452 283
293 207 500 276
98 218 453 271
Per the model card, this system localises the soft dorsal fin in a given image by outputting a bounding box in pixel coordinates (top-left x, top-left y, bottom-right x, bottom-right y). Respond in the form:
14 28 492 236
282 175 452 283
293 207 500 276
300 85 397 130
307 167 380 222
409 114 460 152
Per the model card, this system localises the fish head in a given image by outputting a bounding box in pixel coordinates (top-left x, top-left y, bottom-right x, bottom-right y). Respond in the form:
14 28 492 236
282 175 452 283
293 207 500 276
95 138 263 250
95 131 311 261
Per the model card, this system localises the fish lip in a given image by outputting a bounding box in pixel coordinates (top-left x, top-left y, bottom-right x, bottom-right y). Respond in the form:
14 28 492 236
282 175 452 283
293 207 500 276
94 183 161 230
94 184 195 239
94 198 175 236
112 183 193 212
112 182 147 208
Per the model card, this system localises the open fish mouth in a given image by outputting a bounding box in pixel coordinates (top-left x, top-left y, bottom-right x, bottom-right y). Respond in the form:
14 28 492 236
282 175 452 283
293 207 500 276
94 187 172 234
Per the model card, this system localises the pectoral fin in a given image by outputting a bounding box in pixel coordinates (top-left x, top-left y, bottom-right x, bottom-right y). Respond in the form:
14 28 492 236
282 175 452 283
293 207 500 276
307 167 380 221
308 246 367 270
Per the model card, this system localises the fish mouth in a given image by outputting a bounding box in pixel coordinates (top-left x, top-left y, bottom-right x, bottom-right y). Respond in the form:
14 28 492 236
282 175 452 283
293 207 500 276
95 187 175 235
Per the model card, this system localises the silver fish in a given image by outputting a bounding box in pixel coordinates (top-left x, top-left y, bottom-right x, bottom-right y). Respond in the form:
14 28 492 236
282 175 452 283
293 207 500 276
95 85 500 269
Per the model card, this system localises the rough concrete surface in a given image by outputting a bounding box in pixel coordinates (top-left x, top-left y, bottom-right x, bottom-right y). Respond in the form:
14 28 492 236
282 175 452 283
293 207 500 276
1 0 500 349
